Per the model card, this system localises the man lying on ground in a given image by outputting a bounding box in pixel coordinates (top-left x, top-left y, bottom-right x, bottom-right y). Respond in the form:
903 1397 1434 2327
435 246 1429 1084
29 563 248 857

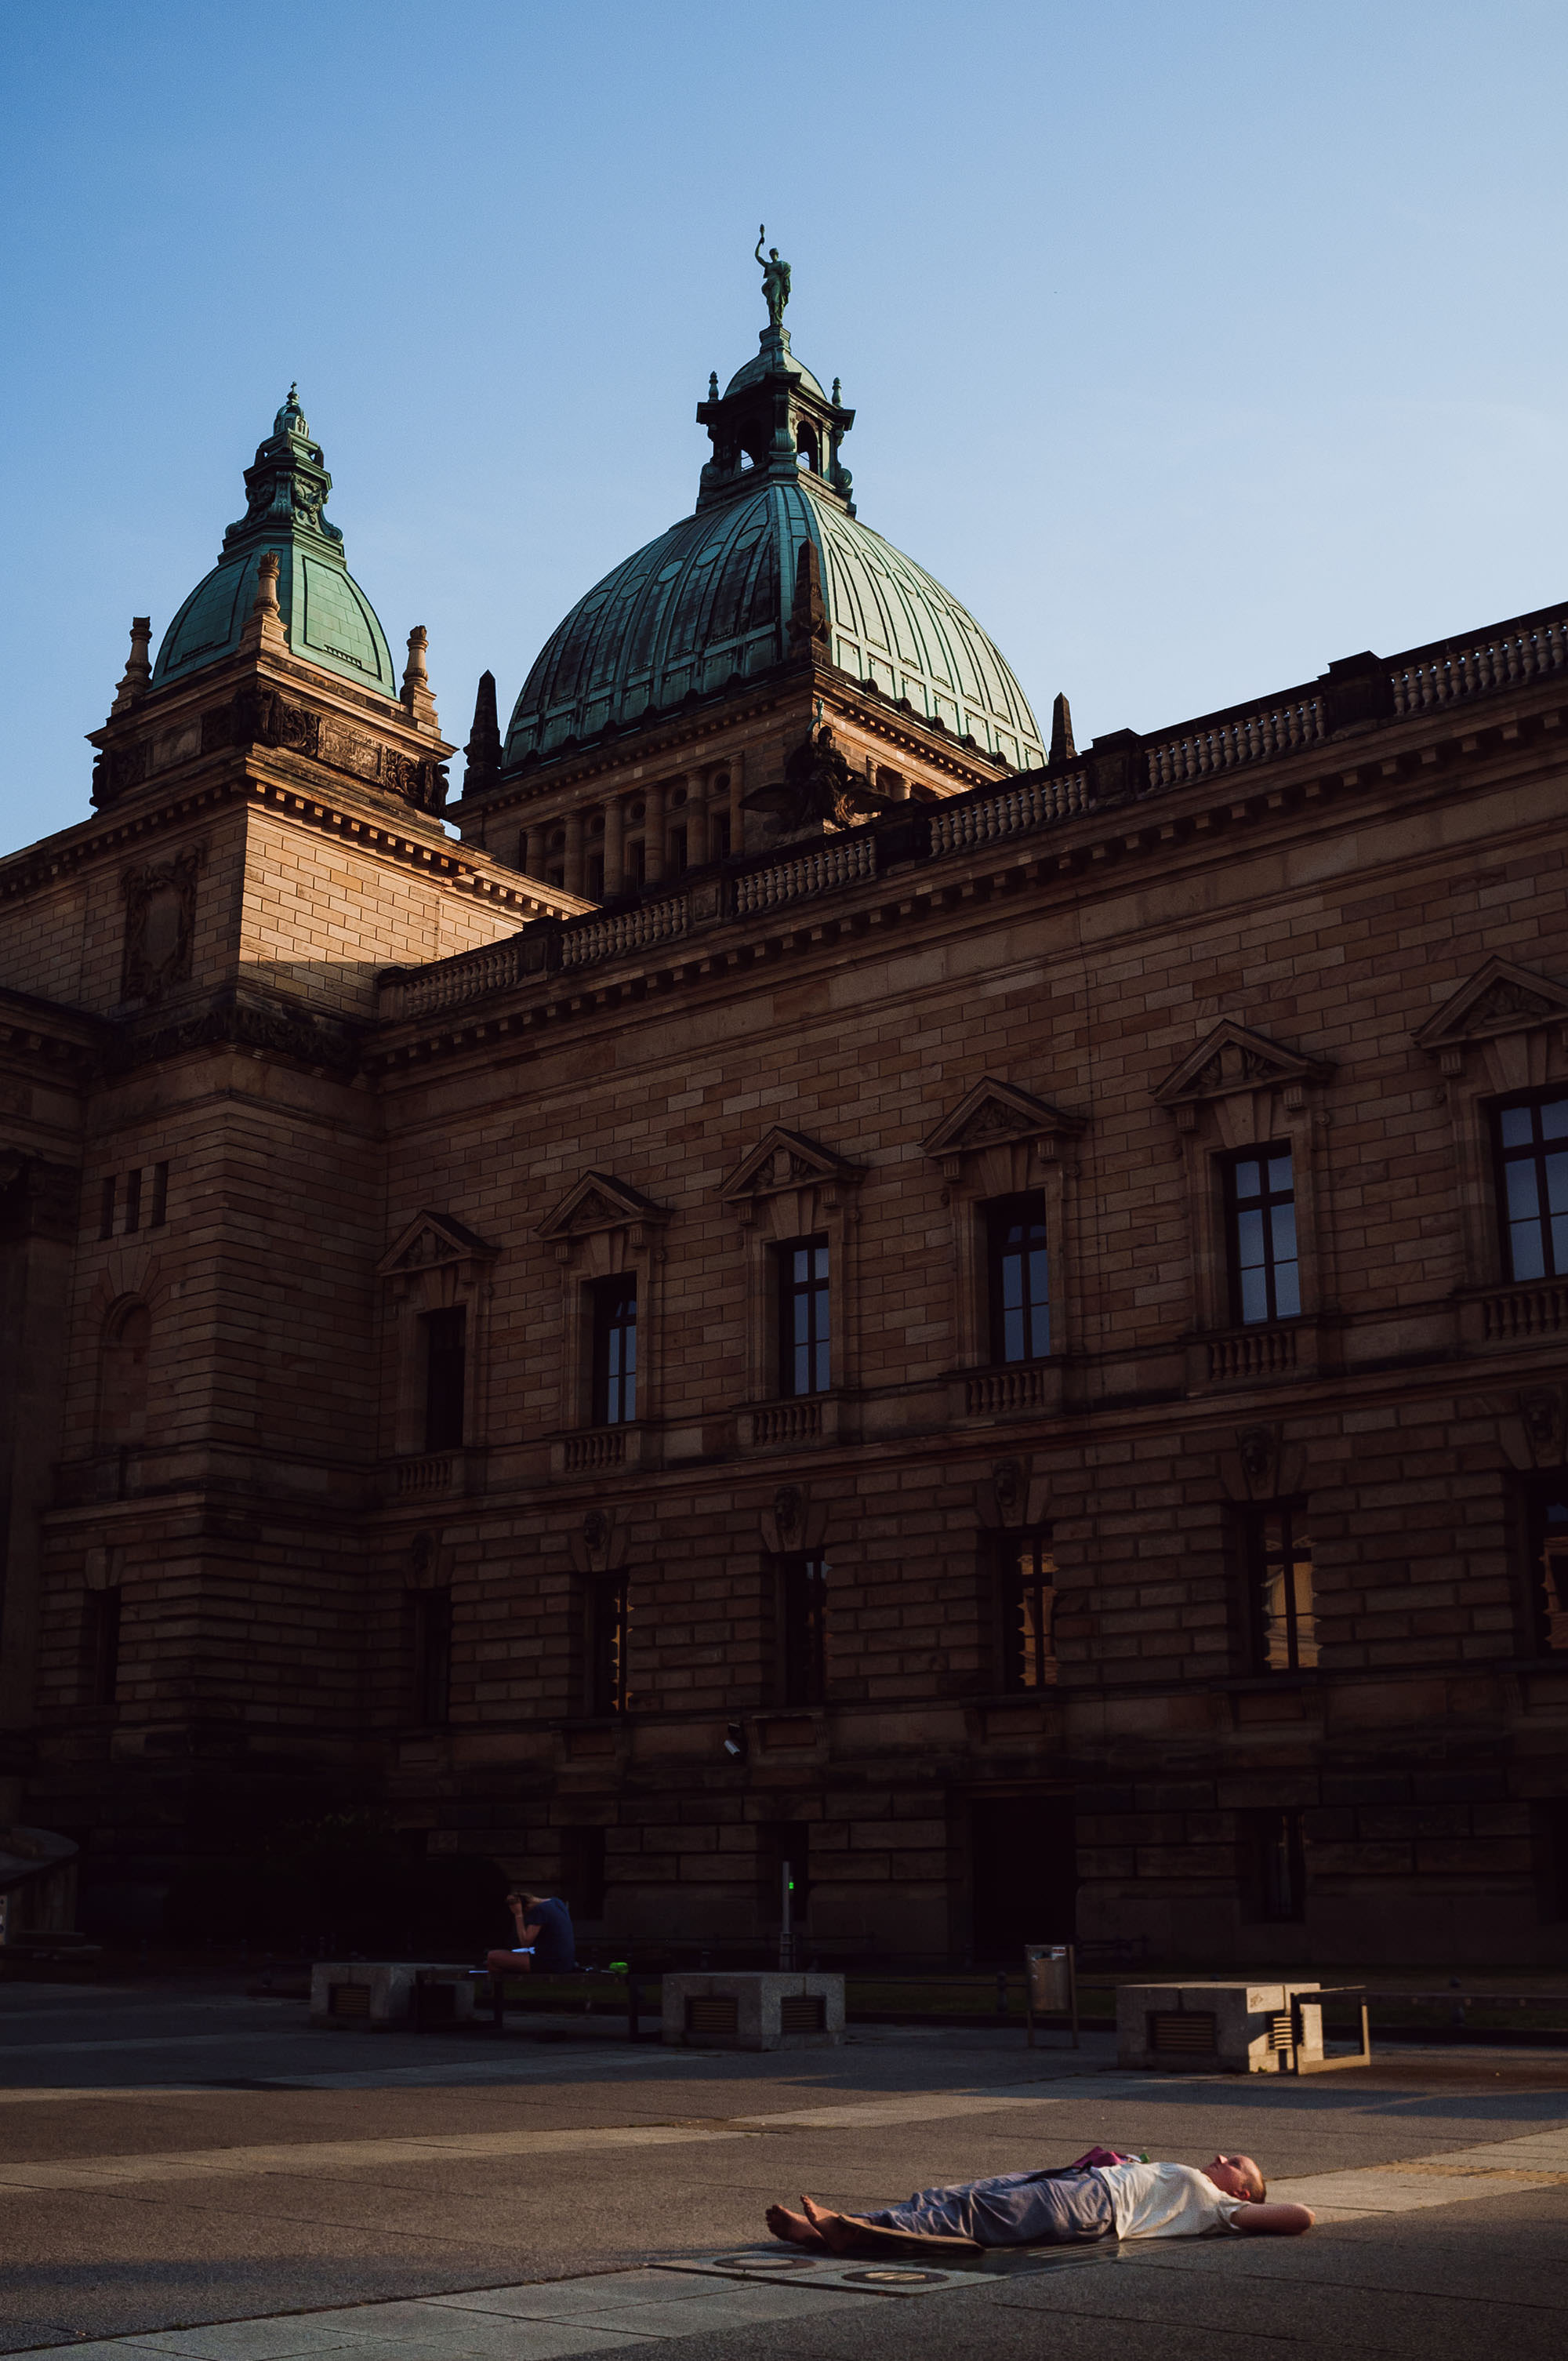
766 2150 1313 2254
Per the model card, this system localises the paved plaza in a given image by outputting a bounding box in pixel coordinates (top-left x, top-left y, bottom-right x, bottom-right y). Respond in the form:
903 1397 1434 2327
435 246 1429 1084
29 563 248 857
0 1981 1565 2359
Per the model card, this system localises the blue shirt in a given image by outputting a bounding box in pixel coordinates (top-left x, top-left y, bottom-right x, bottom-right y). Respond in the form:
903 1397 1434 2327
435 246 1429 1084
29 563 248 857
527 1896 575 1972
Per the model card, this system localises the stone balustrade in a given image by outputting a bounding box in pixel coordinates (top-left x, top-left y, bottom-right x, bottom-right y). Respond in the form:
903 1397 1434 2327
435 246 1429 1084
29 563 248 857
1144 700 1324 792
1391 616 1568 714
927 772 1091 852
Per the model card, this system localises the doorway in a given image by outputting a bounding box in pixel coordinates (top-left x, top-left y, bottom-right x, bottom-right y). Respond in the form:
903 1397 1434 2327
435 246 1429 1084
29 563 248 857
969 1793 1076 1961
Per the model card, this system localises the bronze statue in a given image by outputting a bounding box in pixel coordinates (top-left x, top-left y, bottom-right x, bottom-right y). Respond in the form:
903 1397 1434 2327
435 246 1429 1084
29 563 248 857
756 226 791 329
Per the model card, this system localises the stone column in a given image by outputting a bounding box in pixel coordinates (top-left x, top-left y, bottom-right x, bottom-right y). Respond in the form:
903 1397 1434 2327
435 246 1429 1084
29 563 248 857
563 808 585 895
728 755 746 858
520 824 540 878
644 781 667 886
604 797 625 896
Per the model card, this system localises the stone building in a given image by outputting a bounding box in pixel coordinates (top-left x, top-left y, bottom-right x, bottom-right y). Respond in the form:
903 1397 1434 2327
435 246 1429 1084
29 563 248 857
2 267 1567 1967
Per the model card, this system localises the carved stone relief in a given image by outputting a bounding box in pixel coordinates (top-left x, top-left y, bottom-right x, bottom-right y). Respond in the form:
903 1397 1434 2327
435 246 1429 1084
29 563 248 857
120 845 205 1002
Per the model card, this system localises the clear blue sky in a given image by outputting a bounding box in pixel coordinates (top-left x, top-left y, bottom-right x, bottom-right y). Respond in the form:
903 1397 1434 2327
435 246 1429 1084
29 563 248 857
5 0 1566 851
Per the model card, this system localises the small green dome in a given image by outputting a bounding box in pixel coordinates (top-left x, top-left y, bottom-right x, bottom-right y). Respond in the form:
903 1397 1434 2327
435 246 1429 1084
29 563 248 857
153 390 397 697
504 475 1044 769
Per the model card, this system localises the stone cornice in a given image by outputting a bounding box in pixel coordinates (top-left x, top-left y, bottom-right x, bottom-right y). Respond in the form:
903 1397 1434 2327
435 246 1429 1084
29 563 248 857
366 679 1568 1075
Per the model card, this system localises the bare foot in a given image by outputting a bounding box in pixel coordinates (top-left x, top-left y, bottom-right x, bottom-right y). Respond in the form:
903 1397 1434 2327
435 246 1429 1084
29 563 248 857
801 2194 862 2256
766 2202 826 2249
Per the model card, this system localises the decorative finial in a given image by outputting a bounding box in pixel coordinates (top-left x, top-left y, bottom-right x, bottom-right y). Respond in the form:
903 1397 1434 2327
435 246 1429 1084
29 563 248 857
401 624 440 732
832 377 841 404
709 371 719 401
754 224 791 330
238 548 288 657
110 616 154 714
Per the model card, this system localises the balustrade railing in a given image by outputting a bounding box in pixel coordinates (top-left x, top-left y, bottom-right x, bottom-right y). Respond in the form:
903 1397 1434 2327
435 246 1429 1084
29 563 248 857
1391 617 1568 715
563 1429 627 1472
750 1400 823 1444
560 894 688 968
733 835 877 915
1480 1282 1568 1342
1206 1324 1299 1382
397 1453 454 1495
964 1365 1052 1415
1145 700 1323 792
927 772 1091 853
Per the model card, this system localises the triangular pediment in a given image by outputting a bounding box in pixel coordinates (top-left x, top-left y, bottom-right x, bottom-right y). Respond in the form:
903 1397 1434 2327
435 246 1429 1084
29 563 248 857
537 1171 669 1241
376 1208 498 1278
1154 1021 1330 1107
720 1126 864 1204
922 1077 1083 1161
1414 957 1568 1052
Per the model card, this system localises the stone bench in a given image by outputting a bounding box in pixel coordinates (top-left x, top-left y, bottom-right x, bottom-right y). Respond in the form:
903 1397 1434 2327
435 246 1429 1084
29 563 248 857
310 1961 479 2032
662 1971 844 2050
1116 1980 1370 2074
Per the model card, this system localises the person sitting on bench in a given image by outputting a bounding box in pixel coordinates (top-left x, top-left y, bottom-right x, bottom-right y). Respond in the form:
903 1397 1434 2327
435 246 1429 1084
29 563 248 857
766 2151 1312 2253
485 1887 576 1978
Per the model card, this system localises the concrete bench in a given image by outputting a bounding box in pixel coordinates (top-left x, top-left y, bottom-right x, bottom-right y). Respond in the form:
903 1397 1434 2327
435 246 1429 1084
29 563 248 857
662 1971 844 2050
310 1961 478 2032
1116 1980 1370 2074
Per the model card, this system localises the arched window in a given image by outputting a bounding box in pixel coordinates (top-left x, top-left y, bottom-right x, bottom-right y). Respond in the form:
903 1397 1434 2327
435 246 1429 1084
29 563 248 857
98 1301 151 1451
796 427 818 473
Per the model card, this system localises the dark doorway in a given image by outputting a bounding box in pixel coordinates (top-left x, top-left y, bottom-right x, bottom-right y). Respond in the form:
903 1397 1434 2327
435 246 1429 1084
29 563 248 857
970 1794 1076 1960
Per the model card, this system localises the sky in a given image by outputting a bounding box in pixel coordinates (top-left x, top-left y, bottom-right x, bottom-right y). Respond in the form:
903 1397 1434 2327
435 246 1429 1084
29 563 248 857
4 0 1567 852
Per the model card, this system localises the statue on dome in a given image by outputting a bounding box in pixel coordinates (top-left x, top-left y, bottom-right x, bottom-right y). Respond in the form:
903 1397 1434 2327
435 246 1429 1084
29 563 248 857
756 227 791 329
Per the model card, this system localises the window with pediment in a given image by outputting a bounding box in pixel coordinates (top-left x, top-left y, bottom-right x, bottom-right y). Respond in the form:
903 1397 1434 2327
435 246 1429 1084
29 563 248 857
1414 957 1568 1319
922 1078 1084 1418
376 1211 499 1471
1153 1022 1332 1388
720 1128 863 1446
538 1172 669 1464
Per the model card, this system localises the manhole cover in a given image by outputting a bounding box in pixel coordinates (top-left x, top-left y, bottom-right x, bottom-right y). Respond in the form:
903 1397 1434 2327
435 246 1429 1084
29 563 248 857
842 2268 951 2287
711 2250 819 2272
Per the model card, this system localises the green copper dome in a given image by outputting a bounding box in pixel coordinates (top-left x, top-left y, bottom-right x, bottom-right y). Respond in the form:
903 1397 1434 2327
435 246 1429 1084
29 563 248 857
503 306 1045 772
152 389 397 696
504 474 1044 770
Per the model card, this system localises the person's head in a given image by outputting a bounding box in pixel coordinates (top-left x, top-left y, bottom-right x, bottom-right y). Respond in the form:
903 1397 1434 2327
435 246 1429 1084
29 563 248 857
1207 2154 1265 2202
507 1889 543 1910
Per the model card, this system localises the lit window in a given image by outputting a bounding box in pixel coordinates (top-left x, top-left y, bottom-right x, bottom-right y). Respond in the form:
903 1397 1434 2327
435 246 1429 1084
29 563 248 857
1245 1503 1317 1671
996 1530 1057 1691
1225 1150 1300 1324
1495 1094 1568 1280
779 1238 829 1397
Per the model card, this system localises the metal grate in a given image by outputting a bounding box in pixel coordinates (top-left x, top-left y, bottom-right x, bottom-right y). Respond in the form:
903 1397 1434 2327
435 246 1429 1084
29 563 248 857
328 1983 372 2020
779 1994 826 2035
1149 2010 1216 2054
1269 2010 1294 2052
686 1995 739 2037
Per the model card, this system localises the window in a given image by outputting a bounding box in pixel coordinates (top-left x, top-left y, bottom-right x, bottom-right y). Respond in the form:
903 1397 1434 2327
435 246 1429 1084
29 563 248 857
669 825 688 874
586 852 604 899
1224 1148 1300 1324
150 1162 169 1227
97 1302 151 1450
778 1238 829 1397
123 1168 143 1234
1522 1481 1568 1655
986 1193 1050 1363
421 1307 466 1452
99 1176 116 1240
1494 1093 1568 1280
587 1575 630 1716
590 1276 637 1425
1243 1502 1317 1671
626 840 646 890
778 1551 828 1705
84 1589 122 1711
995 1530 1058 1691
709 810 731 861
412 1590 452 1725
1243 1809 1305 1922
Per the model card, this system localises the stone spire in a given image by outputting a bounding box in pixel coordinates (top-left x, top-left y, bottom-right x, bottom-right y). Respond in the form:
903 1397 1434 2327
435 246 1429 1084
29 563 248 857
1049 692 1076 767
463 671 502 793
401 626 440 732
110 617 154 714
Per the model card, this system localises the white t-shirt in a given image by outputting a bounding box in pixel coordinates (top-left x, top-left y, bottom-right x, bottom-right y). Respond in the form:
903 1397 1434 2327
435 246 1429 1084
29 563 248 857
1094 2161 1244 2239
